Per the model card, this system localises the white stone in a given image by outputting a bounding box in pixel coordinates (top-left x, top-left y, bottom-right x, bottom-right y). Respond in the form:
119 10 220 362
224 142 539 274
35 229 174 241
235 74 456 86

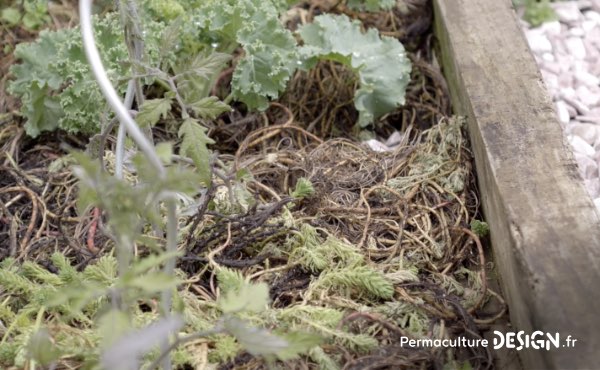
569 122 600 144
584 178 600 198
585 10 600 22
570 27 586 37
567 104 578 118
542 52 555 63
562 87 577 99
574 70 600 87
385 131 403 147
575 152 599 179
559 73 574 89
570 134 596 156
526 31 553 53
541 20 563 36
577 85 600 107
554 2 583 23
577 0 593 9
364 139 390 152
592 0 600 12
577 115 600 124
593 197 600 213
556 101 572 125
582 20 597 32
541 70 559 91
562 94 591 114
566 37 587 59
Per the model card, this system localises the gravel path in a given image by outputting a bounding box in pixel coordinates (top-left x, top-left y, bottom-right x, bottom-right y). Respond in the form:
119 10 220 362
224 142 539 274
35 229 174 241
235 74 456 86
522 0 600 210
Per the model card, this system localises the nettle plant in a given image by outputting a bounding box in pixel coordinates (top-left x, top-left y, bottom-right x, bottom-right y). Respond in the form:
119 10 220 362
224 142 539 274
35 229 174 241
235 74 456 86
3 0 411 368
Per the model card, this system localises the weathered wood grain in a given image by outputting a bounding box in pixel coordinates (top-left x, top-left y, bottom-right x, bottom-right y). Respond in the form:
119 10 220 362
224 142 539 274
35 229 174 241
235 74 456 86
433 0 600 368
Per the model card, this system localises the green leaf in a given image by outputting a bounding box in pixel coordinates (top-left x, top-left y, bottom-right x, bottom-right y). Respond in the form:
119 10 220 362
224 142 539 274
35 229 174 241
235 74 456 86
136 98 172 128
1 7 21 26
126 251 183 277
126 272 180 293
291 177 315 199
224 317 320 360
189 96 231 119
174 52 232 104
196 0 299 110
299 14 411 127
178 118 215 186
155 142 173 164
98 309 131 347
224 317 288 357
219 282 269 313
27 328 61 365
8 14 168 137
276 331 323 360
470 219 490 237
216 268 246 295
346 0 396 12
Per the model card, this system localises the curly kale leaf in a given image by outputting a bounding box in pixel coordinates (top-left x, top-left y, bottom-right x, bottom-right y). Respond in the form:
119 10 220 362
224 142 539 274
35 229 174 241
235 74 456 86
195 0 299 110
299 14 411 127
8 15 165 137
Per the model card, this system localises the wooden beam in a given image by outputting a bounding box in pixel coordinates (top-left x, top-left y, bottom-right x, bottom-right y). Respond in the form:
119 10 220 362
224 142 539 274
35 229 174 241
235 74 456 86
433 0 600 368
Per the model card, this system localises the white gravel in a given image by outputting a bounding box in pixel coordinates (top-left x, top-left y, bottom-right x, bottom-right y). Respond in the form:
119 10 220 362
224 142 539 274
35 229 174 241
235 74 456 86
522 1 600 210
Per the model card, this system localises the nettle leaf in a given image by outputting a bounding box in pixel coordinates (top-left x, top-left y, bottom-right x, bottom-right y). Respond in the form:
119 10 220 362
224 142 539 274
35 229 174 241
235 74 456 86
136 98 172 127
101 316 183 370
299 14 411 127
178 118 215 186
155 142 173 164
219 281 269 314
224 317 321 360
126 272 180 294
189 96 231 119
27 328 62 365
174 52 232 103
98 309 131 348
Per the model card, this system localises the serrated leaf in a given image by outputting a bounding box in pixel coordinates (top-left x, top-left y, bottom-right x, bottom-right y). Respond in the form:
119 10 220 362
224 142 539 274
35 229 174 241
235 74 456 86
175 52 232 81
8 14 168 137
189 96 231 119
224 317 320 360
27 328 62 365
126 272 180 293
136 98 172 128
291 177 315 199
219 282 269 313
98 309 131 347
126 251 183 277
299 14 411 127
224 317 288 356
276 331 323 360
178 118 215 186
101 316 183 370
155 142 173 164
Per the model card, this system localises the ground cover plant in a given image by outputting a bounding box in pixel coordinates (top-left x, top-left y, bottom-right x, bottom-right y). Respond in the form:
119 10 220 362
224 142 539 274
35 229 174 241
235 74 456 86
0 0 506 368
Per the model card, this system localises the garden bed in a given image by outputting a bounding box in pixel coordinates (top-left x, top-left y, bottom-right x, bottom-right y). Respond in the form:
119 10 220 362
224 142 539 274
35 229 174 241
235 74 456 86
434 0 600 368
0 0 568 369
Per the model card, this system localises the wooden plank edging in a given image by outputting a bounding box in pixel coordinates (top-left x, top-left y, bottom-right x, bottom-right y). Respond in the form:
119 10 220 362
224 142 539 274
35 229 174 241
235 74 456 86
433 0 600 368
